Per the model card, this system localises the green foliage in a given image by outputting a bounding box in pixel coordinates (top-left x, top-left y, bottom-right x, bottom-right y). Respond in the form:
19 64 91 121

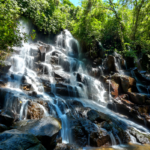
0 0 150 64
0 0 22 51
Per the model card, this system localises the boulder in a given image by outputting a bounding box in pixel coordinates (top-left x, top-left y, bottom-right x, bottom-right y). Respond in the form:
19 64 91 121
27 101 46 119
90 129 110 147
128 127 150 144
28 91 37 97
0 129 46 150
21 83 32 91
128 92 147 104
0 110 15 126
0 88 8 109
111 73 136 93
107 80 119 98
132 68 150 85
0 124 8 132
71 125 88 147
87 109 106 123
13 116 61 149
106 55 116 73
71 119 111 147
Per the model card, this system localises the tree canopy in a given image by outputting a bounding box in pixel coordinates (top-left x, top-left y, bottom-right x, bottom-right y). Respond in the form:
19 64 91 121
0 0 150 69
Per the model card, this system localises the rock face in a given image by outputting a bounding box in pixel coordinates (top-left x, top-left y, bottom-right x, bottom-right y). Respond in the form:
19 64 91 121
0 129 46 150
13 116 61 149
71 118 111 147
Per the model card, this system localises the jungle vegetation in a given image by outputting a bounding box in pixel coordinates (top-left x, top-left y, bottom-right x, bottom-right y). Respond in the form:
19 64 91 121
0 0 150 69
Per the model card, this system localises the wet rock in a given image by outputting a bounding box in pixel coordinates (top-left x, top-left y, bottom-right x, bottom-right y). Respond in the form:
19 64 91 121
0 80 6 87
99 75 107 84
120 58 127 70
28 91 37 97
71 119 111 147
106 80 119 98
138 106 149 115
13 116 61 149
128 92 147 104
132 68 150 85
56 137 62 143
0 129 46 150
38 45 46 61
29 45 41 63
27 101 45 119
88 66 103 78
0 124 8 132
129 127 150 144
59 56 79 72
87 109 105 123
27 144 46 150
0 110 15 126
111 73 136 93
105 55 116 73
54 143 78 150
56 84 78 97
90 129 110 147
0 88 8 109
71 122 88 147
54 70 70 84
93 58 102 67
21 83 32 91
0 61 11 73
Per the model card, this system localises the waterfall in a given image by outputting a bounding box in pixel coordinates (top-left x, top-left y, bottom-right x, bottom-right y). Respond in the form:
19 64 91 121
109 132 117 145
114 57 124 74
19 99 28 120
116 135 122 144
126 131 138 144
53 103 69 143
3 18 150 149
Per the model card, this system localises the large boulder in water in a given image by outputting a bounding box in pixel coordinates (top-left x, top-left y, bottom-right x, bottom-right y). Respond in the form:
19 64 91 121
128 127 150 144
27 101 48 119
71 118 111 147
111 73 137 93
90 129 110 147
0 129 46 150
13 116 61 149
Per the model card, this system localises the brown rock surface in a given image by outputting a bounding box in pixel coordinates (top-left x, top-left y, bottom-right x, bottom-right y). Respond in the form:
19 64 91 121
27 101 45 119
128 92 147 104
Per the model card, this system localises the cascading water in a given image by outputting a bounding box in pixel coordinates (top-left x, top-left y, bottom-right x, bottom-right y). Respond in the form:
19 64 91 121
3 18 150 149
